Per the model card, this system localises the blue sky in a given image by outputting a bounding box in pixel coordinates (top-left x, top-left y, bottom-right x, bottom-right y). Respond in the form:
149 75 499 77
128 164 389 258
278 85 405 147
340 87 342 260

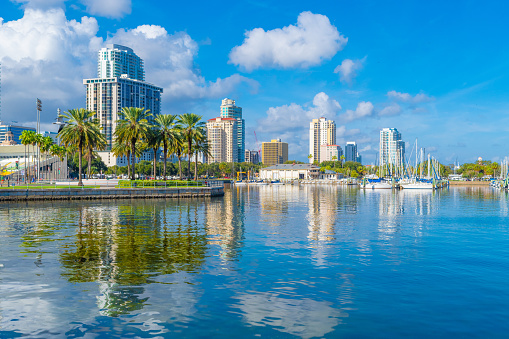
1 0 508 164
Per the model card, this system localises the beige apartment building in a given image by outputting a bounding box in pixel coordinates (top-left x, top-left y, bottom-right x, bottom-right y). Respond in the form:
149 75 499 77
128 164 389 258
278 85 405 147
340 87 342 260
261 139 288 166
309 117 336 163
206 117 238 163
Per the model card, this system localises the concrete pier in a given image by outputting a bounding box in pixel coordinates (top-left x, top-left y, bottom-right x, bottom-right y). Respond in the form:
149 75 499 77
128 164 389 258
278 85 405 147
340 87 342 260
0 186 224 202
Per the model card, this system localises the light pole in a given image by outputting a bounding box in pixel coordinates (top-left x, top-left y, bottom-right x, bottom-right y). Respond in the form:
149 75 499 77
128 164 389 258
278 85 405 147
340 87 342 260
36 98 41 182
53 108 65 181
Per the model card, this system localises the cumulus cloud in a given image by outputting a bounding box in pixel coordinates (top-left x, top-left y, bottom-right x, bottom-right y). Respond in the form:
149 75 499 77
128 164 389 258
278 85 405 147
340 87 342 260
334 57 365 84
379 103 401 116
11 0 67 10
387 90 432 104
258 92 341 133
340 101 374 122
0 8 256 125
229 11 347 71
81 0 131 18
256 92 354 158
108 25 258 102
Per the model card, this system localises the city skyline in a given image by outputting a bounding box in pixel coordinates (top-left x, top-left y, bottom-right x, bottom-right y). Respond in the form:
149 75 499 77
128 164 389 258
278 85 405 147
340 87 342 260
1 1 508 164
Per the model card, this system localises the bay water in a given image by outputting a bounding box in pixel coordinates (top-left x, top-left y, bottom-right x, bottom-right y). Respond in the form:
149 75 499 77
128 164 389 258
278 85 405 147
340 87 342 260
0 186 508 338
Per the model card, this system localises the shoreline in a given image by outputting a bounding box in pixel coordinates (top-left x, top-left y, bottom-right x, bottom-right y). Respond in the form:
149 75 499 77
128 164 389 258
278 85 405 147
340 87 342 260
448 181 489 186
0 186 224 202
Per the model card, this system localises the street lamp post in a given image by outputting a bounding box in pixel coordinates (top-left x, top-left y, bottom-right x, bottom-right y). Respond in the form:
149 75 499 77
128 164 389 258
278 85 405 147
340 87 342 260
36 98 42 182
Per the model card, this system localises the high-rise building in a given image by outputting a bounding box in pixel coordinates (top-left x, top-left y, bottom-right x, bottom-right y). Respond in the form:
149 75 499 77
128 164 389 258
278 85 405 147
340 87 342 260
379 128 405 171
309 118 336 163
206 117 238 163
245 150 260 164
345 142 358 162
220 98 245 162
0 122 36 144
84 46 163 163
319 145 343 162
262 139 288 166
98 44 145 81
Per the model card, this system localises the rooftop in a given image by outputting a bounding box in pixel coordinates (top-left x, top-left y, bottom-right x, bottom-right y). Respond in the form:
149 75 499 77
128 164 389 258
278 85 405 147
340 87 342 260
262 164 320 170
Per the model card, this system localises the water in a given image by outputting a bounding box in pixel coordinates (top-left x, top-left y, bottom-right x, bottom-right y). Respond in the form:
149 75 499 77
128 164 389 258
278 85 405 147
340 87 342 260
1 186 508 338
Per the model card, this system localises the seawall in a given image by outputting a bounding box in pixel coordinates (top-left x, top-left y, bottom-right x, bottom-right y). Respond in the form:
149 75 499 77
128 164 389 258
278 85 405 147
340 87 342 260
0 186 224 202
449 181 489 186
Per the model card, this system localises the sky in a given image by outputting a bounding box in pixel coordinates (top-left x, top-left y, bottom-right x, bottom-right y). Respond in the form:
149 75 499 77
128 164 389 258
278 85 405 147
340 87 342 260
1 0 509 164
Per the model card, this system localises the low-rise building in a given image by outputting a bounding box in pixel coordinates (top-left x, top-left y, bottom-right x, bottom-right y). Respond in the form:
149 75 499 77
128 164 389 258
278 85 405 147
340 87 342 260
320 145 343 162
261 139 288 165
259 164 320 181
245 150 260 164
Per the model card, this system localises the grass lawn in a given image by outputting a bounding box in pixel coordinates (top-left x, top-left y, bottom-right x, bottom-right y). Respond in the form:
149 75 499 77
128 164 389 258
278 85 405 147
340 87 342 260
0 185 100 189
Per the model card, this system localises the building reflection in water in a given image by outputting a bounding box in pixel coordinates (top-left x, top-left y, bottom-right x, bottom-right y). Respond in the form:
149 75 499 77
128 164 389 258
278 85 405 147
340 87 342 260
233 291 345 338
205 189 245 262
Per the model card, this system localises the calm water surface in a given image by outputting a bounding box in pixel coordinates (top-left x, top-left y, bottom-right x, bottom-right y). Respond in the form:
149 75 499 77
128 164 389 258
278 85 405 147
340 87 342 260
1 186 508 338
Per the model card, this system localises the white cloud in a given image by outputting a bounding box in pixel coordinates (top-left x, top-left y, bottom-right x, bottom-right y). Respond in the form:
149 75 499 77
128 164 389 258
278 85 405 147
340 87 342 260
258 92 341 133
334 57 365 84
229 11 347 71
11 0 67 10
340 101 374 122
108 25 258 103
256 92 352 159
387 90 432 104
379 103 401 116
0 8 256 125
81 0 131 18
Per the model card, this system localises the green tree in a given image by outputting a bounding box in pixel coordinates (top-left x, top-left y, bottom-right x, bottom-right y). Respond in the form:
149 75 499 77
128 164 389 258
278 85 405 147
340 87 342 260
58 108 102 186
178 113 205 179
115 107 153 181
146 129 161 179
340 155 345 168
170 129 185 180
154 114 178 179
19 130 36 182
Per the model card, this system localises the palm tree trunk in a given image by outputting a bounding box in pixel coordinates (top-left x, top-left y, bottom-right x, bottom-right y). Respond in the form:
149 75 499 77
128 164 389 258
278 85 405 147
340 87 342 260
87 152 92 179
24 144 27 182
131 140 136 181
127 150 131 179
194 150 198 181
178 155 182 180
153 147 157 180
163 142 167 180
187 136 192 179
78 143 83 186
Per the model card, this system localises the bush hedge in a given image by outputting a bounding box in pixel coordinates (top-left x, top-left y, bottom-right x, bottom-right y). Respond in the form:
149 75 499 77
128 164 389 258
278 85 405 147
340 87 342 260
117 180 204 188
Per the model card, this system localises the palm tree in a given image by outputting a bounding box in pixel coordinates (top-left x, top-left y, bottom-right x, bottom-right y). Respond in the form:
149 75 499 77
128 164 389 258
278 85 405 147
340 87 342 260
58 108 103 186
177 113 205 179
50 144 67 181
19 130 36 182
146 129 161 180
112 142 131 178
114 107 153 181
40 136 54 180
340 155 346 168
194 133 212 180
191 127 206 181
169 129 185 180
154 114 178 180
332 155 337 169
84 126 107 179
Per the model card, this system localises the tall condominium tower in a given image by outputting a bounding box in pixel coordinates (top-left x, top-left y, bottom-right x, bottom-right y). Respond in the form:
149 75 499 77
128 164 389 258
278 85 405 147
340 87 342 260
379 128 405 171
98 44 145 81
84 45 162 165
345 141 358 162
220 98 245 162
206 117 238 163
309 117 336 163
262 139 288 166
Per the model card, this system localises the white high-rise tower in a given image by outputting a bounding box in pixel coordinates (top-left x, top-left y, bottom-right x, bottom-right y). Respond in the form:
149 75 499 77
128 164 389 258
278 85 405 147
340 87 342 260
98 44 145 81
379 128 405 173
220 98 245 162
309 117 336 163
